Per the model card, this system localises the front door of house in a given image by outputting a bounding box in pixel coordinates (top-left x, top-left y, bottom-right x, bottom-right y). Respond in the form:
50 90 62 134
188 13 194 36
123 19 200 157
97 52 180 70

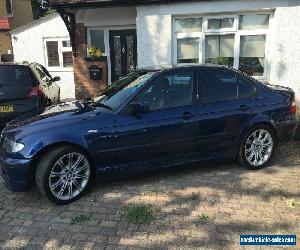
109 29 137 83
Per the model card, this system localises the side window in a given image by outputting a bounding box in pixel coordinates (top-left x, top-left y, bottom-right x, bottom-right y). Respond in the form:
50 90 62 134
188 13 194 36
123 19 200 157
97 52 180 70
135 71 193 111
237 75 256 99
201 69 237 104
39 65 53 80
34 65 51 82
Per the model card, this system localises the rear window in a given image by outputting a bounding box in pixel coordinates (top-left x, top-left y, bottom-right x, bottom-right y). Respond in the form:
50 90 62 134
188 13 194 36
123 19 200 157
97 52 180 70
0 66 33 86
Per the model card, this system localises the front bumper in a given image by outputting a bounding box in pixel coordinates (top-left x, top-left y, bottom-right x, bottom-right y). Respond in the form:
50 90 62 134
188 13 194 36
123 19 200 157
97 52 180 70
0 150 33 192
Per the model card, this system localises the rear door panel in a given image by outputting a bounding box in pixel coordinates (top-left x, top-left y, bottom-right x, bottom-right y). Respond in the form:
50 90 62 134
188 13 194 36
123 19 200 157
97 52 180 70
195 68 254 157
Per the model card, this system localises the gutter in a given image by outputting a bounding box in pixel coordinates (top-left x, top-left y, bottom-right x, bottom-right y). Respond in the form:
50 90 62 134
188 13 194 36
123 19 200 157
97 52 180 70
50 0 205 9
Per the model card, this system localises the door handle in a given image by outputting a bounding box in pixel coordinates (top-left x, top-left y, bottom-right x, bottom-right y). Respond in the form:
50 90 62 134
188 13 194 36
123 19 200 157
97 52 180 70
178 112 195 119
240 105 250 112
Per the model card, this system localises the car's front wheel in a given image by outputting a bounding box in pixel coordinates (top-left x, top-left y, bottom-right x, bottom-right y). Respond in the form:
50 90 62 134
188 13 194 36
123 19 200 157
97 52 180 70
238 126 275 170
36 146 92 204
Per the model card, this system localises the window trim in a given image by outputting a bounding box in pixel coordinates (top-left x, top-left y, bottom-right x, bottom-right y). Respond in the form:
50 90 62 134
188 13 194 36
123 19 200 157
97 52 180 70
173 11 273 81
44 37 73 71
6 0 13 17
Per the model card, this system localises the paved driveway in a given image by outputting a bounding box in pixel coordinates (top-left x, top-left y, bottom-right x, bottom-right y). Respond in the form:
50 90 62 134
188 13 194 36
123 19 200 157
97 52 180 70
0 142 299 250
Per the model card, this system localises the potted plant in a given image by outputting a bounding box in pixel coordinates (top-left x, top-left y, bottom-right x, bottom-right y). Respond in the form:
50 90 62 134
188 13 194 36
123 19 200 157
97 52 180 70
87 46 103 60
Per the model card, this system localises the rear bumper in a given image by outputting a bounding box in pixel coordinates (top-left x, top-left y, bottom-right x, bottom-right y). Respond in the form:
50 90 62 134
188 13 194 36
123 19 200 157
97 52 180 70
275 118 298 146
0 98 41 128
0 151 33 192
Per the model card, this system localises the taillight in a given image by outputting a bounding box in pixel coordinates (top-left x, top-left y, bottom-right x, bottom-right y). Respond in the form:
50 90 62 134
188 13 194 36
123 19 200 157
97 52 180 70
27 86 44 98
291 96 297 114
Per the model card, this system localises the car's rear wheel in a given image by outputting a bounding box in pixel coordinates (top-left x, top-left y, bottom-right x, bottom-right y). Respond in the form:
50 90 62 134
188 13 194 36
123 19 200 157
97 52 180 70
36 146 92 204
238 126 275 170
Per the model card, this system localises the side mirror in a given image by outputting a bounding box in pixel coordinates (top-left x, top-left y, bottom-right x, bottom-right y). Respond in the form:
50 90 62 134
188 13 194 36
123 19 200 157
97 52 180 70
52 76 60 82
127 102 149 114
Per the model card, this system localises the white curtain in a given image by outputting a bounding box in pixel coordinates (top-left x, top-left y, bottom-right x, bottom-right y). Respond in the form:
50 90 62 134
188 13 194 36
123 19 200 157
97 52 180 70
239 14 269 30
177 38 199 59
205 35 234 58
240 35 266 58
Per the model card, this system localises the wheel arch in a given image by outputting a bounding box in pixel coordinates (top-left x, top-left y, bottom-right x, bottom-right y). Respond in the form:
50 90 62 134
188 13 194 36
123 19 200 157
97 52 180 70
28 142 96 187
235 121 278 159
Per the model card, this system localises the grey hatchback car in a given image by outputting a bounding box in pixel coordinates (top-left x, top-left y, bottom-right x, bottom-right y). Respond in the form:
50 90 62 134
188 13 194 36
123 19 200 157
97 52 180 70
0 62 61 127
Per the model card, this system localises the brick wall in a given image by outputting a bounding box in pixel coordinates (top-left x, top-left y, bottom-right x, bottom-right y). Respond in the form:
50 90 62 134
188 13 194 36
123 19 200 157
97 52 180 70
73 23 108 100
0 32 12 54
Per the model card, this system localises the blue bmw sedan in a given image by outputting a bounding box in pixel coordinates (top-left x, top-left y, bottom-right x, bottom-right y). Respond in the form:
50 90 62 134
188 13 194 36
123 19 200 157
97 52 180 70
0 65 298 204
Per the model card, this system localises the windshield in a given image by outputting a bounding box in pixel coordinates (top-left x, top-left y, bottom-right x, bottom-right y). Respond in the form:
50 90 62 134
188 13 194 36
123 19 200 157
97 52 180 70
94 72 155 110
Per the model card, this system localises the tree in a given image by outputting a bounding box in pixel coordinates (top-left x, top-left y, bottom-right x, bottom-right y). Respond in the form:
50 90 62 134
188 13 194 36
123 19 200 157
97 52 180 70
32 0 54 20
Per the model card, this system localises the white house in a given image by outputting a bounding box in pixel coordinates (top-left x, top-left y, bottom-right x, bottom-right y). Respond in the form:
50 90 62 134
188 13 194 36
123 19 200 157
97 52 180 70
10 13 75 100
51 0 300 103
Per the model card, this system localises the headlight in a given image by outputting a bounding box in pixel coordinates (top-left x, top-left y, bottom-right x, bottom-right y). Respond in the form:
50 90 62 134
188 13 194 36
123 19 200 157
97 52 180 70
2 137 24 153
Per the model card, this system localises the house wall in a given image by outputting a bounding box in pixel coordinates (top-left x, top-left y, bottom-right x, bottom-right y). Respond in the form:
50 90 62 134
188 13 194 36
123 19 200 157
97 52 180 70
0 0 7 16
11 15 75 100
0 32 12 54
269 6 300 103
8 0 33 29
0 0 33 58
136 0 300 102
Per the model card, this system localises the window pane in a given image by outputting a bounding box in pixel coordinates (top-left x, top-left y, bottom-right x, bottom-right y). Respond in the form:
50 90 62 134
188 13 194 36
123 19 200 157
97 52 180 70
175 18 202 33
207 18 234 29
6 0 12 16
237 75 256 99
63 52 73 67
177 38 199 64
239 35 266 76
46 41 60 67
201 70 237 104
62 40 71 47
35 65 47 81
126 35 135 72
90 30 105 53
136 72 193 111
205 35 234 67
239 14 269 30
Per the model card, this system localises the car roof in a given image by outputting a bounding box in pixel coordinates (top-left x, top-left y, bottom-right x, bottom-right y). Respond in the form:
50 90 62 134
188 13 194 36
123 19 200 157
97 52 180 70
139 63 229 72
0 61 35 67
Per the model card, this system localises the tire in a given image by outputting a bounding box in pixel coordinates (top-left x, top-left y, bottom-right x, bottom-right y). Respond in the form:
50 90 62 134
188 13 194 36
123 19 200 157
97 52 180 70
238 125 275 170
35 146 92 205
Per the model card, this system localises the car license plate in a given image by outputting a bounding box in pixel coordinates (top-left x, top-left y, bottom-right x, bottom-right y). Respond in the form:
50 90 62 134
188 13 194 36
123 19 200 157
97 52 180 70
0 105 14 112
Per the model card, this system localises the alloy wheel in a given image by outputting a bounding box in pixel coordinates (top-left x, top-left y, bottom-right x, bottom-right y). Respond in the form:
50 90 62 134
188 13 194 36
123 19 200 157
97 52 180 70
48 152 91 201
244 129 273 167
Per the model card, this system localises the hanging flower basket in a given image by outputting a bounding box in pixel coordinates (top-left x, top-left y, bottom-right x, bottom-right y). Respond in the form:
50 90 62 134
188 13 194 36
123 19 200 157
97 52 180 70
85 46 106 61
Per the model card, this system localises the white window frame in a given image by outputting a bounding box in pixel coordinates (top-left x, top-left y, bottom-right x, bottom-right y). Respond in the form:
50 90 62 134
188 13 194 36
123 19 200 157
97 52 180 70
87 28 109 56
203 15 238 33
44 37 73 71
173 11 273 81
173 16 204 65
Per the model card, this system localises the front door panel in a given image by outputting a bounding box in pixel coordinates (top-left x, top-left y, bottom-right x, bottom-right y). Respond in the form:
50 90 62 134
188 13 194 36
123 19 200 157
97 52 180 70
112 105 198 168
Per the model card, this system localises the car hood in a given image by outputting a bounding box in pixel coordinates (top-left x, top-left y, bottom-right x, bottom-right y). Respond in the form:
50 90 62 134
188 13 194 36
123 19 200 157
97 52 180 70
4 101 113 138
